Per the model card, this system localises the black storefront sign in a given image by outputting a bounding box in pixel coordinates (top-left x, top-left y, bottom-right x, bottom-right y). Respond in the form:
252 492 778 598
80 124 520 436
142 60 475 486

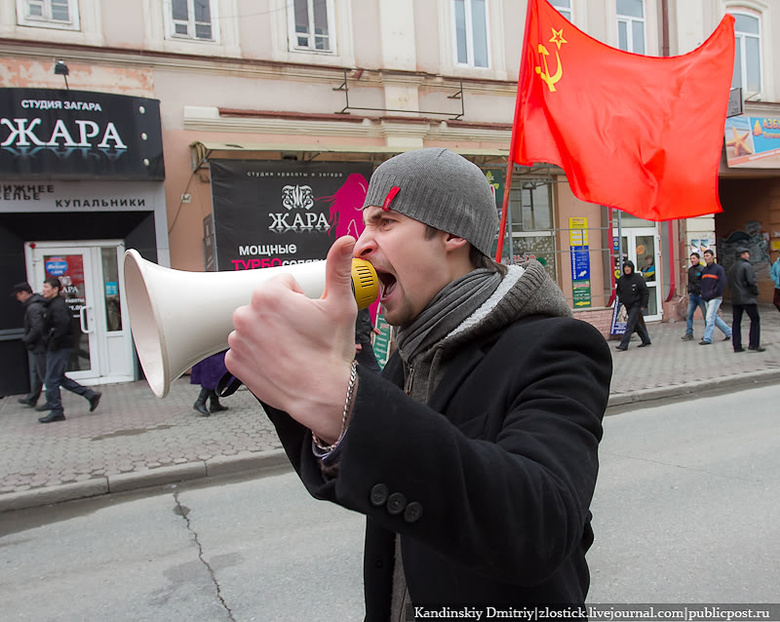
0 88 164 180
210 160 373 270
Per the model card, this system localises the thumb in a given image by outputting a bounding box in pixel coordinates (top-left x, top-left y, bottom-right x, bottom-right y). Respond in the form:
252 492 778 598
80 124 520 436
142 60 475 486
323 236 357 306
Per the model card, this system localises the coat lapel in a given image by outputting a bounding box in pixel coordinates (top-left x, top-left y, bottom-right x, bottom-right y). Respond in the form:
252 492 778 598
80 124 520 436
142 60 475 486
428 344 487 412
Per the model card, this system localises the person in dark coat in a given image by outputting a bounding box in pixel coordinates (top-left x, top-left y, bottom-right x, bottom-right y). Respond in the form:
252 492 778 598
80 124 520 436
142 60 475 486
728 247 764 353
615 260 651 351
681 252 706 341
190 350 230 416
224 148 612 619
38 277 102 423
11 282 47 407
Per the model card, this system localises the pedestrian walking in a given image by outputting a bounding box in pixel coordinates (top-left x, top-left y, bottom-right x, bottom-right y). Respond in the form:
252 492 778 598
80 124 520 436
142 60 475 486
191 350 230 416
699 249 732 345
728 247 765 353
681 252 706 341
38 277 102 423
11 282 47 407
615 260 651 351
770 250 780 313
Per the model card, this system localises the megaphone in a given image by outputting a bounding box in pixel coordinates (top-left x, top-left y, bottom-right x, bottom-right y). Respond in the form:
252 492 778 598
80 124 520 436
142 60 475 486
123 249 378 398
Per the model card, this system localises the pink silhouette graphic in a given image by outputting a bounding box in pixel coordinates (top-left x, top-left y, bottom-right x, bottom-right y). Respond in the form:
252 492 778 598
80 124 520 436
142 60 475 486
319 174 369 240
318 174 380 322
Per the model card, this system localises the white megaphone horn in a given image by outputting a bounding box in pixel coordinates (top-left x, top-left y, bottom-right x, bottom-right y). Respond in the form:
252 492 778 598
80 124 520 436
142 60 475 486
123 249 379 398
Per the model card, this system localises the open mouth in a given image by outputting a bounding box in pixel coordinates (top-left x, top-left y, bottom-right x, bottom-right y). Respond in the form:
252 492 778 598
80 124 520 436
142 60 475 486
376 269 397 300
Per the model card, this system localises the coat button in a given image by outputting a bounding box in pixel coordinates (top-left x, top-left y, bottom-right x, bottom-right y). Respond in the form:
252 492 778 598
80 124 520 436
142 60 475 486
403 501 423 523
386 492 406 515
370 483 389 507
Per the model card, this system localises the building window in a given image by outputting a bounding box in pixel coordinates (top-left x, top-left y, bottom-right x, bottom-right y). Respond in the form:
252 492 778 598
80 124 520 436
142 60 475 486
731 12 762 95
288 0 335 53
16 0 79 29
166 0 215 41
453 0 489 68
616 0 645 54
506 181 556 278
549 0 572 21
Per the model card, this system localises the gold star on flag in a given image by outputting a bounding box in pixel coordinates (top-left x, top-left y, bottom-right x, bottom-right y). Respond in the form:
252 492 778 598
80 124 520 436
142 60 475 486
549 28 567 50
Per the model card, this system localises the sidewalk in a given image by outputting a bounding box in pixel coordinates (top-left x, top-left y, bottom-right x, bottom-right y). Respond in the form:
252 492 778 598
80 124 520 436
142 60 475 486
2 305 778 513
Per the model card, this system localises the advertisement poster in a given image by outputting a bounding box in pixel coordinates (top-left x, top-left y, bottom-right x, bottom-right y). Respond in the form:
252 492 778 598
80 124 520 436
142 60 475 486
724 115 780 169
610 295 628 336
209 159 373 271
371 312 392 370
569 217 591 308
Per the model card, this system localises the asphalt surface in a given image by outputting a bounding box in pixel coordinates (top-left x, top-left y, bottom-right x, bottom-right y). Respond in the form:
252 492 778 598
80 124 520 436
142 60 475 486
2 304 779 512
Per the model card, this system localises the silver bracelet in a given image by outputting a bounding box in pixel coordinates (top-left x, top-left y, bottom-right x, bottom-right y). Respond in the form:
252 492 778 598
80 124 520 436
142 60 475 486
312 360 358 452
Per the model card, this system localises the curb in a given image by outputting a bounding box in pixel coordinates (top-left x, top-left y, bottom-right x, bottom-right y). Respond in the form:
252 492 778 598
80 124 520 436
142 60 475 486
0 448 290 513
607 369 780 408
2 370 779 513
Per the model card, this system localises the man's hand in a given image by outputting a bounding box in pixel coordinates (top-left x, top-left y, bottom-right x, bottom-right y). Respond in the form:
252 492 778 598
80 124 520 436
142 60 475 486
225 236 359 444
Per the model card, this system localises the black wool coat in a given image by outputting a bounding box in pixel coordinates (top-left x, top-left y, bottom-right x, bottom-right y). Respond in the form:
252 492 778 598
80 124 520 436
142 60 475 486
728 258 759 305
265 316 612 621
44 295 75 351
615 271 649 309
21 293 47 354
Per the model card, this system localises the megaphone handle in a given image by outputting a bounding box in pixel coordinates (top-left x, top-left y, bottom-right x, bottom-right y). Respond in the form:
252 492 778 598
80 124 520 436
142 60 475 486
216 372 243 398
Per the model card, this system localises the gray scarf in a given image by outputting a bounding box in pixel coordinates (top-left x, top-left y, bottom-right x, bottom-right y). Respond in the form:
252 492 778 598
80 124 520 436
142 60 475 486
396 268 501 364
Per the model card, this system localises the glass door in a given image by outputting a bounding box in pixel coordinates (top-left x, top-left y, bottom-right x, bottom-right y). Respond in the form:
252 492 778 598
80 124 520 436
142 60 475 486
613 227 662 321
25 241 134 384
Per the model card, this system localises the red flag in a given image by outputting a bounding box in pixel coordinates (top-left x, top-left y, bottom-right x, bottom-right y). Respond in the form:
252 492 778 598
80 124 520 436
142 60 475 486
513 0 735 221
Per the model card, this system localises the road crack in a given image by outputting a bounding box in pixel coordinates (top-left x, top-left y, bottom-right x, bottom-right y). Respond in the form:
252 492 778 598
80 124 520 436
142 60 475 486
173 491 236 621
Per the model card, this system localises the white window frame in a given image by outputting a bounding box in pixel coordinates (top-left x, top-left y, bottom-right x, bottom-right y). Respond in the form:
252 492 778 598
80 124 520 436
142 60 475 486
452 0 491 69
730 10 762 96
287 0 336 54
549 0 572 22
16 0 80 30
164 0 219 43
616 0 646 54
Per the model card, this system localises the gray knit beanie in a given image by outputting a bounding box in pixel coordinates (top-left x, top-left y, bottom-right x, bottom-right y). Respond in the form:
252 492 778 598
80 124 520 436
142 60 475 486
362 148 499 256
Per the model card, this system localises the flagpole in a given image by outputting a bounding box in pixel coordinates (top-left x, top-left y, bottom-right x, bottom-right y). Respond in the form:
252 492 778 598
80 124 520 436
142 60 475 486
495 155 515 263
496 0 537 263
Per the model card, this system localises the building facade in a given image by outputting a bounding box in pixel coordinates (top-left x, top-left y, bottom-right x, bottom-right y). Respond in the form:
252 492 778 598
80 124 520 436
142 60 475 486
1 0 779 394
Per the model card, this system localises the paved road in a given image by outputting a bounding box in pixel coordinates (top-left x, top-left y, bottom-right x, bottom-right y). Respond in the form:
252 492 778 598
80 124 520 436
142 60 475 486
588 384 780 603
2 384 778 620
0 466 365 622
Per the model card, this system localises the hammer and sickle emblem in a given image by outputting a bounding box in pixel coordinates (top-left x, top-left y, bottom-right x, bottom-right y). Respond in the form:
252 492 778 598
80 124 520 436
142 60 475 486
535 27 567 92
535 44 563 92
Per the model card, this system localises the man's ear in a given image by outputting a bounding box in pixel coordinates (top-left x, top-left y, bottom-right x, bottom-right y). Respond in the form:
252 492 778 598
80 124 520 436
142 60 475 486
443 233 468 251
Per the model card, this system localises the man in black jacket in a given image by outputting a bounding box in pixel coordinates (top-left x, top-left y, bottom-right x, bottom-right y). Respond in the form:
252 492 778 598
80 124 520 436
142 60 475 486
615 260 651 351
681 252 706 341
11 282 47 407
225 148 612 619
38 277 102 423
728 247 765 353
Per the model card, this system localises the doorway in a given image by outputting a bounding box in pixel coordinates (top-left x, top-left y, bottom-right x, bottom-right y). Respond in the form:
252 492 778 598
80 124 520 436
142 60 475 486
613 227 663 321
25 240 135 385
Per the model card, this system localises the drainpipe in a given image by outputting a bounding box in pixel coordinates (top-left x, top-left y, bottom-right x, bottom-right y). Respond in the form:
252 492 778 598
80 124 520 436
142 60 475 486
661 0 677 304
